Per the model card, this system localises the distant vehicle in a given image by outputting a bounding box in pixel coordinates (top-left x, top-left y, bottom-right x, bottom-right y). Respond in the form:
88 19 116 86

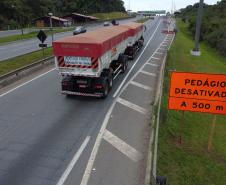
112 19 119 26
103 22 110 26
73 26 86 35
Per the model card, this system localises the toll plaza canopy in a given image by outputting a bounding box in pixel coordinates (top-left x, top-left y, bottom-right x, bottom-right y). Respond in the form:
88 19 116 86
53 23 144 58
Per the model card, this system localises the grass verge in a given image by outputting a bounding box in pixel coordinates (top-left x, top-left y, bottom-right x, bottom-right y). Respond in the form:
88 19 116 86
157 19 226 185
0 48 52 76
136 17 150 23
91 12 130 20
0 27 73 45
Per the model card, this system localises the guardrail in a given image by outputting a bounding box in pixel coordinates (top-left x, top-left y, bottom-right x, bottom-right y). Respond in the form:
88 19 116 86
0 56 54 88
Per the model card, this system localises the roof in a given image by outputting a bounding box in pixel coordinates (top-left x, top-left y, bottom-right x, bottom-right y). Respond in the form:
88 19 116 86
34 16 68 22
51 16 68 22
63 13 99 20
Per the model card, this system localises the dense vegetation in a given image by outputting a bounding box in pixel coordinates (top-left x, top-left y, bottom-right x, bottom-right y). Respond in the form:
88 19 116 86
180 0 226 56
0 0 125 29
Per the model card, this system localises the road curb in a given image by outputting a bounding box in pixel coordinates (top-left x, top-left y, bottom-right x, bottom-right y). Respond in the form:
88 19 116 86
0 56 54 88
145 33 175 185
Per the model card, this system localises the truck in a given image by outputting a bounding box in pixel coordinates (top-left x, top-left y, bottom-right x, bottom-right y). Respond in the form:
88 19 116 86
53 22 145 98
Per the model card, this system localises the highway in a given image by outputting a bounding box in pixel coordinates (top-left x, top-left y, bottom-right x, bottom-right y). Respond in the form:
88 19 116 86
0 17 138 62
0 17 167 185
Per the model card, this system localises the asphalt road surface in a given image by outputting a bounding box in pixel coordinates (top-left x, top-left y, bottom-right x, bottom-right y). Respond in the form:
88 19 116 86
0 17 138 62
0 17 167 185
0 29 37 38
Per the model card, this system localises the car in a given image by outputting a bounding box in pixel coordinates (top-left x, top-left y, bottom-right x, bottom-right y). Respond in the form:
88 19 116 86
103 21 110 26
73 26 86 35
111 19 119 26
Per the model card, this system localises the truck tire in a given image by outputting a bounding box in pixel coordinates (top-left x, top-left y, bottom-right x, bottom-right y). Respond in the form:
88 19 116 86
109 74 113 90
131 47 136 60
119 54 127 73
101 80 109 99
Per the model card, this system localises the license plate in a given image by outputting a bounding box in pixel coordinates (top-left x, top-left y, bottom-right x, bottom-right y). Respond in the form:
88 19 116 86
64 56 91 66
77 80 87 84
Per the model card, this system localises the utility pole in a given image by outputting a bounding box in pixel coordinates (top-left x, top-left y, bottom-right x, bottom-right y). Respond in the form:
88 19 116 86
48 12 53 43
191 0 204 56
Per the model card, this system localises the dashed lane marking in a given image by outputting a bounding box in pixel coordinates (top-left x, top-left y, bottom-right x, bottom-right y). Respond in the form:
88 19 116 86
103 130 143 162
146 63 159 67
161 44 168 47
150 57 161 60
155 51 164 55
113 20 162 98
140 70 157 77
57 136 90 185
117 97 147 115
130 81 153 91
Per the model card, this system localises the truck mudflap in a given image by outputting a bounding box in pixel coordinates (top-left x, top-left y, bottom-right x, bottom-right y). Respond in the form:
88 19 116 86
62 90 102 97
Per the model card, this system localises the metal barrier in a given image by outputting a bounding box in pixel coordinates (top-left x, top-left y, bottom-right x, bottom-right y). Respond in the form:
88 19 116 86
0 56 54 88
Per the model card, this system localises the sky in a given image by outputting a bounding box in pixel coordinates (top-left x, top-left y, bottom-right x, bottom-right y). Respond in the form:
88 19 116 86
122 0 219 12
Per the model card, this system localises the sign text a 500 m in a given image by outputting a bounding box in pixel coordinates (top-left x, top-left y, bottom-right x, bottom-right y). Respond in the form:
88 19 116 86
168 72 226 115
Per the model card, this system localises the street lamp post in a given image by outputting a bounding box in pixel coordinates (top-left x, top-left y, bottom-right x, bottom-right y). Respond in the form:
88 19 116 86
191 0 204 56
48 12 53 43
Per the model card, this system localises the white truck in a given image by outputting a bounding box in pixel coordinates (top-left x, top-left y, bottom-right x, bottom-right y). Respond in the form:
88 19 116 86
53 22 145 98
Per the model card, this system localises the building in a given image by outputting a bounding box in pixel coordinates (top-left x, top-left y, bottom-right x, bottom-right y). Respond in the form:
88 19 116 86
62 13 99 25
34 16 69 27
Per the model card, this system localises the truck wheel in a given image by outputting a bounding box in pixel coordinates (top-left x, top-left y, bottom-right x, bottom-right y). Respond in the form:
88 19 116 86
109 75 113 90
119 54 127 73
121 60 128 73
101 81 109 99
131 47 136 60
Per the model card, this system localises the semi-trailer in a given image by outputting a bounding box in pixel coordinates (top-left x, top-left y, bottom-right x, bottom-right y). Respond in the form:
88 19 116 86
53 22 145 98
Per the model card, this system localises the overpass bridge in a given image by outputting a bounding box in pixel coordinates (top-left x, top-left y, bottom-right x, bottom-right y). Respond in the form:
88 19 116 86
137 10 166 16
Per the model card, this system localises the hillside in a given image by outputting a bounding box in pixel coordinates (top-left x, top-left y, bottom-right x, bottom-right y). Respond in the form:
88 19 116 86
180 0 226 56
0 0 125 29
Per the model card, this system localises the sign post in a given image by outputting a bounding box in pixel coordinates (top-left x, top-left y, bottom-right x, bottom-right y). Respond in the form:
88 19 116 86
179 111 185 144
37 30 47 57
168 72 226 149
207 115 217 152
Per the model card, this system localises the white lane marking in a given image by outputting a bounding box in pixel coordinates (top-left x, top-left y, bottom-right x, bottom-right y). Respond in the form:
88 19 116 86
130 81 153 91
168 34 175 50
57 136 90 185
146 63 159 67
118 36 167 98
80 24 166 185
151 57 160 60
159 46 167 49
155 51 164 55
161 44 168 47
80 100 117 185
158 48 167 51
113 20 162 98
103 130 143 162
117 97 147 115
140 70 157 77
0 68 55 98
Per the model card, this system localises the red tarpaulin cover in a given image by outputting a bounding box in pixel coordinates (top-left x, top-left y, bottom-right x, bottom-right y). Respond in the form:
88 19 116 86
53 23 143 58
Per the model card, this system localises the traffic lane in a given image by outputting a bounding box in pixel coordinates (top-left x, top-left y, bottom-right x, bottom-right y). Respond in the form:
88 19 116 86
0 19 163 185
63 19 166 185
0 17 139 61
0 69 117 185
0 17 138 38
